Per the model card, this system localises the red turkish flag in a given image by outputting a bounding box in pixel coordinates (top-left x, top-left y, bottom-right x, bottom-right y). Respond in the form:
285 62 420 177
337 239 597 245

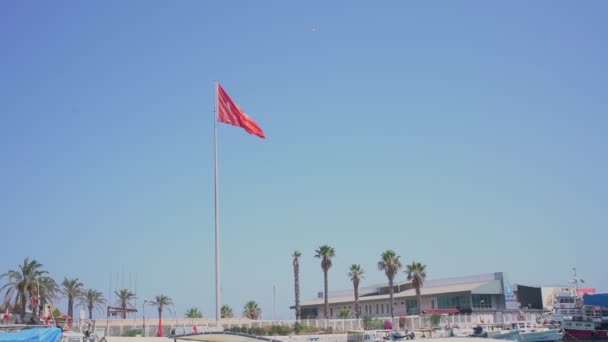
217 84 265 139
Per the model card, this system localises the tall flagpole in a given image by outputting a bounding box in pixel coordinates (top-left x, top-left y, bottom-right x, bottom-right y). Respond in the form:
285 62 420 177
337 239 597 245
214 81 221 321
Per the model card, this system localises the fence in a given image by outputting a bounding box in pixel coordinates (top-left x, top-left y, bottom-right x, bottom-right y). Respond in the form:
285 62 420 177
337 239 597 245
87 310 545 337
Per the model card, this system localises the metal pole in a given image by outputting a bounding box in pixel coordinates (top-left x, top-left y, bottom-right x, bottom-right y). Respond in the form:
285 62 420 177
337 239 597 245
36 277 40 317
214 81 221 321
143 300 147 337
273 285 276 321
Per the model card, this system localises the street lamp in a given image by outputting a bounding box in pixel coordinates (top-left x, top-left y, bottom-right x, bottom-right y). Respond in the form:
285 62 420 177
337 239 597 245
143 300 148 337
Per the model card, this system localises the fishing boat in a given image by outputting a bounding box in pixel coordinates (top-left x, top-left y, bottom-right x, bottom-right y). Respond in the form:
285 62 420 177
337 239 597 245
508 322 562 342
561 299 608 339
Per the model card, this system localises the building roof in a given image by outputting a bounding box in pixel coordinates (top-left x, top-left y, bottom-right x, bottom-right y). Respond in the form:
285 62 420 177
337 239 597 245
301 280 502 307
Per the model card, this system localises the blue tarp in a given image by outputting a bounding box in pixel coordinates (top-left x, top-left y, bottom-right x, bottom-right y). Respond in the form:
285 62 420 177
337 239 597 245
583 293 608 307
0 328 62 342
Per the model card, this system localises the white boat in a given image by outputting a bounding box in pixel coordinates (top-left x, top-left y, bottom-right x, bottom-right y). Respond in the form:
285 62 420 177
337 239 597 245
508 322 562 342
347 329 414 341
487 329 520 341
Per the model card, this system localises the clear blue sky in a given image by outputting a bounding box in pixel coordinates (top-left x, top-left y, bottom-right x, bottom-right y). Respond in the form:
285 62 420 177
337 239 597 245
1 1 607 320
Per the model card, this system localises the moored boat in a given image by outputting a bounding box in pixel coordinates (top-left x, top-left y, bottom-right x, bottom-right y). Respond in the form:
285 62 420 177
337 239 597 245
508 322 562 342
559 293 608 339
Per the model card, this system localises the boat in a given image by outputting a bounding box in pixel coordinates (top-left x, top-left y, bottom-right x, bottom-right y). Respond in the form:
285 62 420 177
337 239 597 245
487 328 520 341
508 322 562 342
560 303 608 339
552 288 608 339
347 329 414 341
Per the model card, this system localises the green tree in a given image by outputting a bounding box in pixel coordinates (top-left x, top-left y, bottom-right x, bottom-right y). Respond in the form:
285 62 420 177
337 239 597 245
377 250 402 318
314 245 335 319
37 276 59 316
150 295 173 337
337 309 351 319
292 250 302 321
52 307 61 319
114 288 136 319
185 307 203 318
79 289 106 319
242 300 261 320
405 261 427 315
348 264 365 319
0 258 50 319
61 278 84 319
220 304 233 318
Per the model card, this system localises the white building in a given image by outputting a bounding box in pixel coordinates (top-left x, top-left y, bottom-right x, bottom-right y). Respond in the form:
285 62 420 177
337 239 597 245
296 272 528 319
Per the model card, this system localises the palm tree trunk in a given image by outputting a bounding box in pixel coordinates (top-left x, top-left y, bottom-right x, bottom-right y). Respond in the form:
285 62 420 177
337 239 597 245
416 288 421 315
68 296 73 319
354 283 360 319
389 278 395 318
88 305 93 319
294 263 300 321
20 292 27 320
157 309 163 337
323 268 329 319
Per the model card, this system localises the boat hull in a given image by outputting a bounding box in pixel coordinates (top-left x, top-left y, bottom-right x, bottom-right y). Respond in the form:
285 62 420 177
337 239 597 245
520 330 562 342
564 328 608 339
489 330 520 340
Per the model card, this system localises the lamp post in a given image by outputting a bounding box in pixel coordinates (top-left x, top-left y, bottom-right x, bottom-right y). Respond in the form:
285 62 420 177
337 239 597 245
143 300 148 337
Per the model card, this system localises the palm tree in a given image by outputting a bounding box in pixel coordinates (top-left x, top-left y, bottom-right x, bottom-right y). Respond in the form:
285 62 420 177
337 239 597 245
348 264 365 319
185 307 203 318
220 305 233 318
0 258 49 319
61 278 84 319
315 245 335 319
114 288 136 319
150 295 173 337
37 276 59 317
377 250 402 318
79 289 106 319
242 300 261 320
406 262 427 315
292 250 302 321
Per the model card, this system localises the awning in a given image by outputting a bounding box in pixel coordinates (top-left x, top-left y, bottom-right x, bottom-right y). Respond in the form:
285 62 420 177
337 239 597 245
421 309 459 314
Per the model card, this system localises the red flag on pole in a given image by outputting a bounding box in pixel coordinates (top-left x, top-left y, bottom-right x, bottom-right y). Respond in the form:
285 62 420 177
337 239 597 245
217 84 265 139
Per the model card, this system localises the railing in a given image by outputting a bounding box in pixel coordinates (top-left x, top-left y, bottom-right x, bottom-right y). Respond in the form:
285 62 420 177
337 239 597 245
87 310 547 337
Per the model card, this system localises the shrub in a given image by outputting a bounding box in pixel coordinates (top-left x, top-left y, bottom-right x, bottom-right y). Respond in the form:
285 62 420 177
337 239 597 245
337 309 351 318
399 316 407 329
431 314 441 327
121 328 142 337
267 325 292 335
363 315 385 330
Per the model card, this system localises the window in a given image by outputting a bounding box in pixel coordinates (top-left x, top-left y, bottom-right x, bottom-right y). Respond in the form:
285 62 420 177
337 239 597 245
376 304 379 314
437 294 471 309
406 299 419 315
472 295 492 309
381 304 384 314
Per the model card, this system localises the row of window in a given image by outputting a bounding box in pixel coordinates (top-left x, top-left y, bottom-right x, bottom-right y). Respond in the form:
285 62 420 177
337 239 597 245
361 302 405 315
324 294 493 317
472 294 493 309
